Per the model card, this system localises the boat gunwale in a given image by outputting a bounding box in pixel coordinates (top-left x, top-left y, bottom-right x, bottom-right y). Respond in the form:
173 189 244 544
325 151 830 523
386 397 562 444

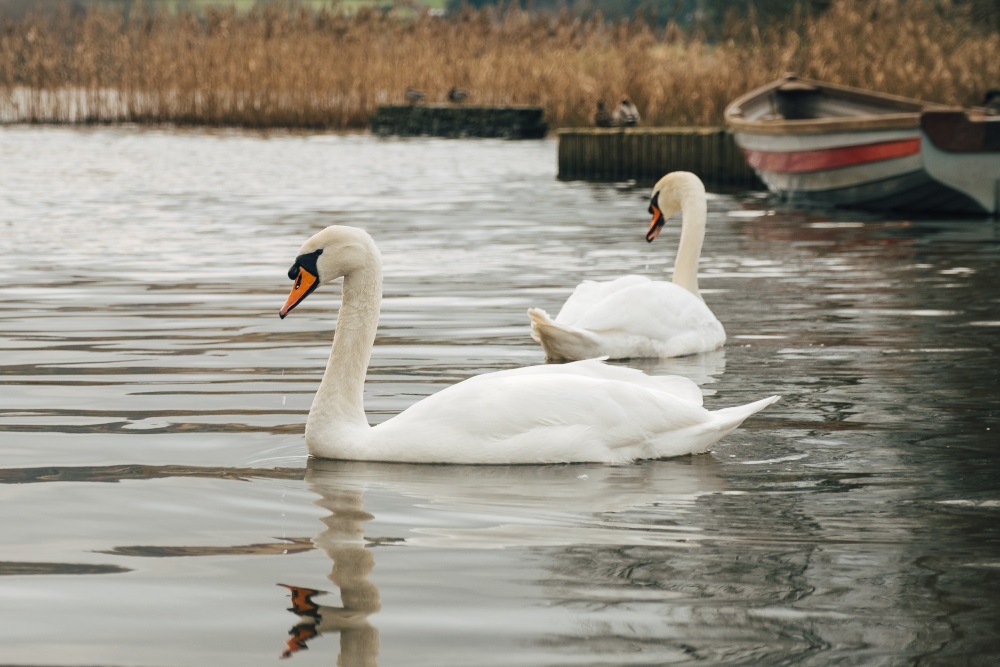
920 107 1000 153
728 113 920 135
724 75 947 136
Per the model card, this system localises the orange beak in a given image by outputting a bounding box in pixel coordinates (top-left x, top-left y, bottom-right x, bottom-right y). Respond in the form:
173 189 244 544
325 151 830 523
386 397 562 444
281 623 319 659
646 204 664 242
279 268 318 319
278 584 322 617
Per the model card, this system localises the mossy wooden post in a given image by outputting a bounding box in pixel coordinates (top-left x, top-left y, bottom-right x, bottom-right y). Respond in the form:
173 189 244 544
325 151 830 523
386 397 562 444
557 127 763 189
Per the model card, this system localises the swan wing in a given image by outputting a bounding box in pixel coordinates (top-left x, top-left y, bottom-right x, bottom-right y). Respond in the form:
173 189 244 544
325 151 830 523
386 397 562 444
555 275 652 323
370 368 713 464
471 358 705 405
569 281 722 341
537 279 725 360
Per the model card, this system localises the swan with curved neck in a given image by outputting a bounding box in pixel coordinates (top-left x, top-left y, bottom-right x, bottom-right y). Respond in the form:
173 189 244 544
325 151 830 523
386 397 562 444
529 171 725 361
280 225 776 464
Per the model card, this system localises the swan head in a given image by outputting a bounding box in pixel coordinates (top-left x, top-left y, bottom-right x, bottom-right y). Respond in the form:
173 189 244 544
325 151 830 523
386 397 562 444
279 226 381 319
645 171 706 242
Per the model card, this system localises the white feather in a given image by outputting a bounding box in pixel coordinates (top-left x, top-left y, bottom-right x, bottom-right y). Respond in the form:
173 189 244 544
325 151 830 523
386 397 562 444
530 172 726 361
281 225 778 465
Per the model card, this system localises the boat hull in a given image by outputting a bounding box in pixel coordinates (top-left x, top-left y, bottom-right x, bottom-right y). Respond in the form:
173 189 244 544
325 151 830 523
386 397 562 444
920 109 1000 214
725 76 998 215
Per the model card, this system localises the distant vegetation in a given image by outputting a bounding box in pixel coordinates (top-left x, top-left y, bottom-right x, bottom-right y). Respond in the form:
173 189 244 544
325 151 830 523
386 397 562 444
1 0 997 128
0 0 443 19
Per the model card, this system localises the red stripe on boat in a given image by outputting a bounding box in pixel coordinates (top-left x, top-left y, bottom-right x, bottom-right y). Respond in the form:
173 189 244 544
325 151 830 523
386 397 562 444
743 139 920 174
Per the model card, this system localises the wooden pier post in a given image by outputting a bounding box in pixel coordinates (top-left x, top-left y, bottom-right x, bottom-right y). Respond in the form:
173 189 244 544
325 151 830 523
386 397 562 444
557 127 763 189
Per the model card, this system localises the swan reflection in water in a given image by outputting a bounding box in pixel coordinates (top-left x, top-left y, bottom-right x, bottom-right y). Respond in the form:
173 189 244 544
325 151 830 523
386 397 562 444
278 455 729 660
279 470 382 665
278 480 381 661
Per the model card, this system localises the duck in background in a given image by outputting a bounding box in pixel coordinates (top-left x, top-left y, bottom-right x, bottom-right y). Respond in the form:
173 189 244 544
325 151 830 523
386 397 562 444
612 98 640 126
594 100 612 127
447 87 470 104
404 88 425 104
983 89 1000 115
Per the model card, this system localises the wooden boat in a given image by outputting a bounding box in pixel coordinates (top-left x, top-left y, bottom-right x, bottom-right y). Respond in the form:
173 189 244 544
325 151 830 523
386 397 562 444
725 75 1000 215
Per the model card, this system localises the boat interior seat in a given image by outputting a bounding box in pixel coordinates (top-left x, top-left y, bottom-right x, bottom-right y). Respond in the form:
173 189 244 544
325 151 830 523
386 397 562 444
772 82 823 120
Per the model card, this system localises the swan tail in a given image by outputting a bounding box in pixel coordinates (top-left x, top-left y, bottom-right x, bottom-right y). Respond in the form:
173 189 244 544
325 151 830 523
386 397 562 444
528 308 600 362
710 395 781 437
646 394 780 460
527 307 551 343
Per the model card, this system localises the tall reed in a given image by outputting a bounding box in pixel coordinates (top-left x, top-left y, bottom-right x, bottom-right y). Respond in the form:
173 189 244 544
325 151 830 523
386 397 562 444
0 0 997 128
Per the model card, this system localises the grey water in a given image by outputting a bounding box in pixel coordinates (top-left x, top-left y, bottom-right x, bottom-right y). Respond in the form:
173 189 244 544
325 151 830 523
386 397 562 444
1 126 999 666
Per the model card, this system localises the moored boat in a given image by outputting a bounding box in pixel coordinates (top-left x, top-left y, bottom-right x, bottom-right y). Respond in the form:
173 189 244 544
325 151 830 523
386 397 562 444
725 75 1000 215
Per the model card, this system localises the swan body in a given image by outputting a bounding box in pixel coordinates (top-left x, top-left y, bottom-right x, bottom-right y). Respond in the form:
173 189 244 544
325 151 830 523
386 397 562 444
530 171 725 361
280 225 778 464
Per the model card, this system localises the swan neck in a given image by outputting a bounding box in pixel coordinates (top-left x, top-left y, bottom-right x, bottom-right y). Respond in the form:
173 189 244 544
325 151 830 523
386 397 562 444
671 189 707 298
308 265 382 439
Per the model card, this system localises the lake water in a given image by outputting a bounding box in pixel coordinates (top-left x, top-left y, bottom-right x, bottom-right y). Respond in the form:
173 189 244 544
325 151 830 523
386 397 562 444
1 126 999 666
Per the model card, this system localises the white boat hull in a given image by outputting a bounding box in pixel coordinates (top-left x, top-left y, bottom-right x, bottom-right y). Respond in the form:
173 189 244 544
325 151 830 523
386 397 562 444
725 76 999 215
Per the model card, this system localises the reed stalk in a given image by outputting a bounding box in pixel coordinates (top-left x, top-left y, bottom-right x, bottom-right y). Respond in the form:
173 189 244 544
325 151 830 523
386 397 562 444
0 0 996 128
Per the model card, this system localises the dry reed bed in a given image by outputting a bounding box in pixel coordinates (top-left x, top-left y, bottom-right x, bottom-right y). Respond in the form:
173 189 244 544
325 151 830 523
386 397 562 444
0 0 997 128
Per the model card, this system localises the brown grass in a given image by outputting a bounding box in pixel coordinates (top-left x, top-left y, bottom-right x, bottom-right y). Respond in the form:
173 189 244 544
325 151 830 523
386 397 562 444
1 0 997 128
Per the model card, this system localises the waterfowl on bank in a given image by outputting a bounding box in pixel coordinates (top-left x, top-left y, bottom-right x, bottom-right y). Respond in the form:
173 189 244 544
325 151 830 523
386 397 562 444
529 171 726 361
612 98 640 126
447 87 470 104
984 88 1000 115
594 100 612 127
279 225 777 464
404 88 425 104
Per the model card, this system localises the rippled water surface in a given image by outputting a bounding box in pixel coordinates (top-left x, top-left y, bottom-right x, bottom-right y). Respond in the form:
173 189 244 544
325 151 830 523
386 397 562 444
2 126 999 666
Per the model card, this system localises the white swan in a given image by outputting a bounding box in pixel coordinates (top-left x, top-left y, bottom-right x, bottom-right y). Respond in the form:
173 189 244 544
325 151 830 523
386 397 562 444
529 171 725 361
279 225 777 464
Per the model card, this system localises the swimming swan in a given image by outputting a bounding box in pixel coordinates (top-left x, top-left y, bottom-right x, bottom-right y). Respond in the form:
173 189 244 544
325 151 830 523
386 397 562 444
279 225 777 464
529 171 725 361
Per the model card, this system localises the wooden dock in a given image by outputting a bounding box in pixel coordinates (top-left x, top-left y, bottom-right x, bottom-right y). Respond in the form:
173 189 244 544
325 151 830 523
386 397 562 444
371 105 548 139
557 127 763 188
